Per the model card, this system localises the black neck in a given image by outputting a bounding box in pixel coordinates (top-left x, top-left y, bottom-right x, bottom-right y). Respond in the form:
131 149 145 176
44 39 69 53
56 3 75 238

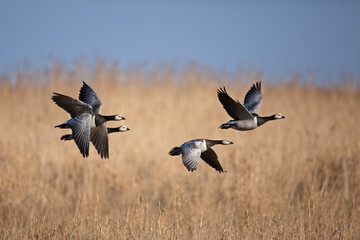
95 114 118 126
257 115 276 126
103 115 118 121
94 114 117 126
107 127 118 134
205 140 223 148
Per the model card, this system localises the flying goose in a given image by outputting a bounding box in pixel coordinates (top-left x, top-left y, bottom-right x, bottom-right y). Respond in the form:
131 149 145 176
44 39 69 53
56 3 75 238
169 139 233 173
52 82 125 158
217 82 285 131
60 125 130 141
78 81 126 159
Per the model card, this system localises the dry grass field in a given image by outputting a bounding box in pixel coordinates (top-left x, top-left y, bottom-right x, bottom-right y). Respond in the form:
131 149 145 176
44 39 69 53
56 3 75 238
0 64 359 239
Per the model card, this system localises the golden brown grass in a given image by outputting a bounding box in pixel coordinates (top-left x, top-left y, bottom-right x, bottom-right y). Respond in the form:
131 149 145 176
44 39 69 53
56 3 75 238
0 65 359 239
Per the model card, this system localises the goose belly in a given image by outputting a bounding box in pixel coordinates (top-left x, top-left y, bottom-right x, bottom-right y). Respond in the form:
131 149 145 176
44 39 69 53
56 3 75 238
232 119 258 131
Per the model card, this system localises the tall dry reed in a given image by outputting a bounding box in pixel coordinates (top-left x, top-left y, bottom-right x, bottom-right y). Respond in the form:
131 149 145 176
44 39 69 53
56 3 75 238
0 64 359 239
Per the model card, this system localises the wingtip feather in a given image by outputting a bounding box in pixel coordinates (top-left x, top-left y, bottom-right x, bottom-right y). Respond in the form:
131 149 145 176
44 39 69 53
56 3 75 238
217 86 227 95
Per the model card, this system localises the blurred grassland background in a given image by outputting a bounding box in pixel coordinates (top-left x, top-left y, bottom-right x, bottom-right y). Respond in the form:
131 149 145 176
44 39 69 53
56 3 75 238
0 62 359 239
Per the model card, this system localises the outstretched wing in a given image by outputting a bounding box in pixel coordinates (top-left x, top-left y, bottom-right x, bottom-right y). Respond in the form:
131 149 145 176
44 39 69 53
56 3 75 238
66 113 92 157
90 123 109 159
79 81 103 114
52 93 92 118
217 87 253 120
244 81 263 115
180 142 201 172
200 148 224 173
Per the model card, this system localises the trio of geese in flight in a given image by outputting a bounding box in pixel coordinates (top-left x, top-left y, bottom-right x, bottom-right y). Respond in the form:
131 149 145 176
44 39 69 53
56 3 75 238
52 81 285 173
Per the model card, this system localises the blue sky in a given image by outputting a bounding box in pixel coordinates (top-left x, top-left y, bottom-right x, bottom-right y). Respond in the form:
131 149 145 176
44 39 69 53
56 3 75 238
0 1 359 83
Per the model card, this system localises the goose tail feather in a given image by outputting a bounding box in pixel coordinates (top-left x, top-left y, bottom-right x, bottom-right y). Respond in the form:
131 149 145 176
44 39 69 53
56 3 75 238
219 123 231 129
60 134 73 141
169 147 181 156
55 123 69 129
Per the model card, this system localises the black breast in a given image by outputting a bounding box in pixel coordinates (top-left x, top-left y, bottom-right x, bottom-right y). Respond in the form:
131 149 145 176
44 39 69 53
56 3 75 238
94 114 106 126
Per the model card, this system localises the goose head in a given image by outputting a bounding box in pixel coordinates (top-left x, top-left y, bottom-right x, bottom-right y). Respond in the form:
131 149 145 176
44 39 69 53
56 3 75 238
114 115 126 120
273 114 285 119
118 125 130 132
222 139 234 145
